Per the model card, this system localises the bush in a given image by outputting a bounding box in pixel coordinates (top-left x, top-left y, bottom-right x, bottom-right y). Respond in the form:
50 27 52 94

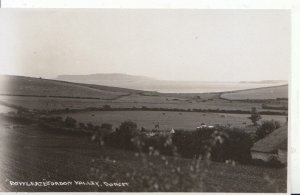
102 121 253 164
105 121 139 150
268 156 284 168
91 123 113 146
103 105 111 110
141 134 174 156
79 122 86 129
172 128 216 158
214 128 253 163
86 122 95 131
172 126 253 164
248 107 261 126
101 123 113 130
256 120 281 140
64 116 77 128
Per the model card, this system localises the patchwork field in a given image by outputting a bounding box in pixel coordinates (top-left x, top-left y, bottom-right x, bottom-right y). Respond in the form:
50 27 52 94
0 75 288 192
0 75 288 114
54 111 287 130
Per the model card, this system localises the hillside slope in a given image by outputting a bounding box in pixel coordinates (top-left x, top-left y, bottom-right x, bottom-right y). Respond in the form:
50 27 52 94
56 73 287 93
0 75 142 100
0 115 287 192
221 85 288 100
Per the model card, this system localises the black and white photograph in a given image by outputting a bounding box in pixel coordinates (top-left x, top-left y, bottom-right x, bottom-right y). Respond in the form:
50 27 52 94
0 8 290 193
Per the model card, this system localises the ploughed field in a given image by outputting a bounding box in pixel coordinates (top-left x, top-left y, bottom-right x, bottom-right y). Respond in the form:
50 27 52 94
54 111 287 130
0 115 286 192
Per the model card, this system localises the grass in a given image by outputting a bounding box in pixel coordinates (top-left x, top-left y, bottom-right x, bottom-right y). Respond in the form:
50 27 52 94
221 85 288 100
0 75 288 113
0 75 126 100
0 75 288 192
0 115 286 192
54 111 287 130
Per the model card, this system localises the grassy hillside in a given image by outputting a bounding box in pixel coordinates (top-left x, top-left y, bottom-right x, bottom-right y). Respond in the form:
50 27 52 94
0 75 134 99
55 111 287 130
220 85 288 100
0 75 288 114
0 115 286 192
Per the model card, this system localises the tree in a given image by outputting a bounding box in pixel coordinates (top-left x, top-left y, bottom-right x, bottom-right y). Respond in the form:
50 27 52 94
64 116 77 128
103 105 111 110
248 107 261 126
101 123 113 130
79 122 86 129
256 120 281 140
115 120 139 149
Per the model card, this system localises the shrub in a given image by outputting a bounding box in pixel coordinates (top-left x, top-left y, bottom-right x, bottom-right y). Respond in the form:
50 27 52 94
268 156 284 168
141 134 174 156
102 121 253 164
103 105 111 110
172 128 215 158
256 120 281 140
87 122 95 131
79 122 86 129
141 106 148 110
91 124 112 146
106 121 139 150
248 107 261 126
172 126 253 164
64 116 77 128
101 123 113 130
214 128 253 163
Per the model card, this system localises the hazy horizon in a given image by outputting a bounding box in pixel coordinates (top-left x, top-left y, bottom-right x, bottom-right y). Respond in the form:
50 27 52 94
0 72 289 83
0 9 290 82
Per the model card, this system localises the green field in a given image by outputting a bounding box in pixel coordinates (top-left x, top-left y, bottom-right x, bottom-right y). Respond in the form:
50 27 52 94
54 111 287 130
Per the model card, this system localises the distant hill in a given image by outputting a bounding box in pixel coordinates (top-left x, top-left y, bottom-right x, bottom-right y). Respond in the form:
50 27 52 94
56 73 285 93
0 74 288 100
239 80 287 85
57 73 155 83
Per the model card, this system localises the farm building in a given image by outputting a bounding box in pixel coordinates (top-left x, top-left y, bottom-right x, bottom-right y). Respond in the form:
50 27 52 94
251 125 287 164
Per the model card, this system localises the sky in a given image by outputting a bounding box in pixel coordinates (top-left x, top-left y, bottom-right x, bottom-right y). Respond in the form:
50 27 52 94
0 9 290 81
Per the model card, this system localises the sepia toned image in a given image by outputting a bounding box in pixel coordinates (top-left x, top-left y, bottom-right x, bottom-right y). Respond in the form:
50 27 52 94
0 9 289 192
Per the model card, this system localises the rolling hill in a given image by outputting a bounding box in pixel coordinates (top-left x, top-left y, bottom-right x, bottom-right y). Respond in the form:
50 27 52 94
0 75 288 114
220 85 288 100
0 75 144 100
56 73 286 93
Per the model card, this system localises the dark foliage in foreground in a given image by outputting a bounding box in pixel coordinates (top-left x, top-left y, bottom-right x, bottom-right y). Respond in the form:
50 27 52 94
101 121 253 164
11 112 284 168
256 120 281 141
172 127 253 164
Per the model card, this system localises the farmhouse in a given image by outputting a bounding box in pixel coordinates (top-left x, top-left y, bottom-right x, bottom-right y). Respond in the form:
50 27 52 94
251 125 287 164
